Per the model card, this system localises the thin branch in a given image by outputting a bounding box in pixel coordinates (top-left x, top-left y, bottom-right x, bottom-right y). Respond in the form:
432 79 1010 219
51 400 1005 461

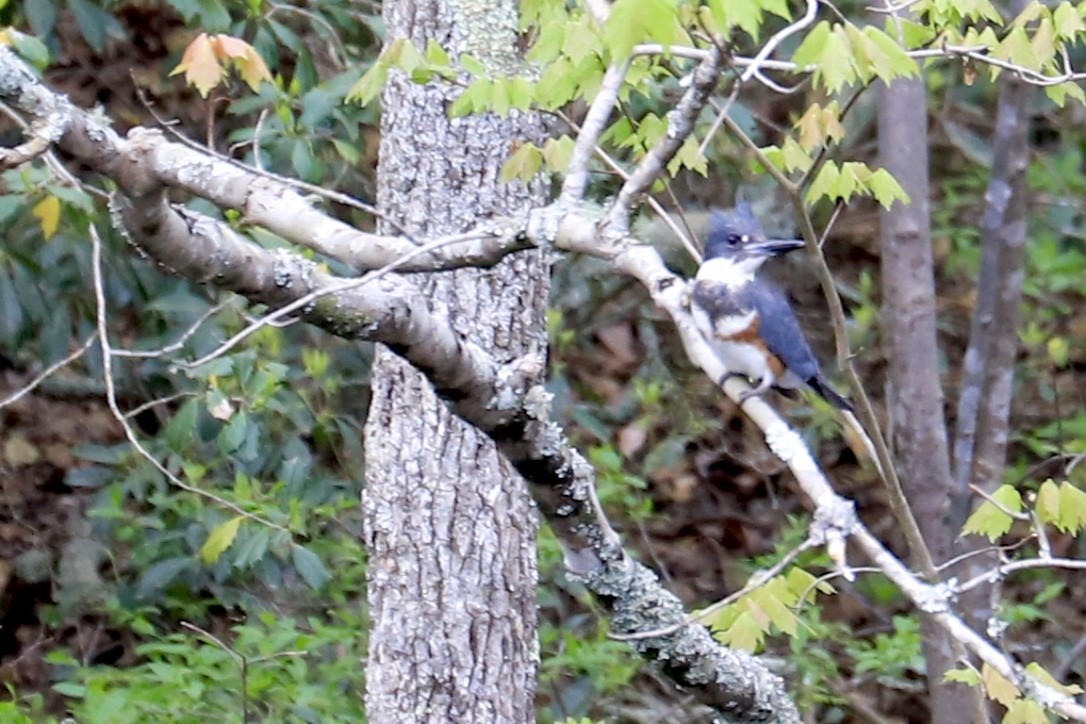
955 557 1086 594
737 0 820 85
560 61 630 203
607 44 724 231
112 299 233 359
0 333 99 410
89 223 290 533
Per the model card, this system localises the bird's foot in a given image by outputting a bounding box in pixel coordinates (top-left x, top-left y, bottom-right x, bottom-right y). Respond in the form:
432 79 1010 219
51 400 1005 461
735 375 774 407
716 371 746 388
736 387 769 406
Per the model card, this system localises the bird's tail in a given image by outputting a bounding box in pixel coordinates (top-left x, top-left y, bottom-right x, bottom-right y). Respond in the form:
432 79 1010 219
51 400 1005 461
841 409 886 481
808 376 853 413
808 376 887 480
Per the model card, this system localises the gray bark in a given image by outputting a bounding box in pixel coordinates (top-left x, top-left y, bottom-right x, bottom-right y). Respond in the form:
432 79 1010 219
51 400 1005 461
361 0 548 721
950 3 1032 647
877 75 980 723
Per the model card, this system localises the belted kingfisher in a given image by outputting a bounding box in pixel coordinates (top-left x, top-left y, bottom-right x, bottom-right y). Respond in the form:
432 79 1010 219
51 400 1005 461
690 203 853 411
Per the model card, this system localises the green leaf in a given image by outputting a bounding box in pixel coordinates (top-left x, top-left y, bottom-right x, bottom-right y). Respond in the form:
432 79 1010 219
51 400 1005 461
347 62 387 105
291 544 331 590
508 76 534 110
867 168 911 209
715 0 764 38
563 16 603 64
25 0 59 38
535 57 577 109
605 0 678 58
543 135 576 172
1002 699 1046 724
218 411 250 455
164 398 199 453
448 78 492 117
386 37 425 74
1045 80 1086 107
200 516 244 565
791 21 832 69
992 26 1039 72
713 609 764 651
753 581 798 635
1053 2 1086 39
666 136 708 176
137 556 193 598
762 0 792 20
961 485 1022 541
528 20 565 63
1024 662 1084 694
425 39 451 66
861 26 920 81
332 138 361 165
1034 478 1061 526
891 17 936 48
67 0 125 53
460 54 486 76
491 78 511 116
981 662 1019 707
232 527 271 569
1029 18 1057 70
805 161 841 205
9 31 51 69
53 682 87 699
817 26 859 93
1057 481 1086 533
944 667 982 686
500 142 544 182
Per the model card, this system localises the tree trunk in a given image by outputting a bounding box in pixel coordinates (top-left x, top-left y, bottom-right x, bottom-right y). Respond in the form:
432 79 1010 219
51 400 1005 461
361 1 548 721
951 1 1032 646
877 74 983 723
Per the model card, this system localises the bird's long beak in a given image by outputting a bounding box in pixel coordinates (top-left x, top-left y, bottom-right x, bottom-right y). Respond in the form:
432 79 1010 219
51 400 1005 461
747 238 805 257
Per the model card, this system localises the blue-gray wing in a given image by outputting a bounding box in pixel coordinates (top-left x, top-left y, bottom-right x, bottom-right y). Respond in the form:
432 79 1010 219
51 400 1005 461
743 280 821 382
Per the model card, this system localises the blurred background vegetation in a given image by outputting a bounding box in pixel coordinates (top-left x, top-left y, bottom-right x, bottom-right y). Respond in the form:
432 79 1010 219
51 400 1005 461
0 0 1084 721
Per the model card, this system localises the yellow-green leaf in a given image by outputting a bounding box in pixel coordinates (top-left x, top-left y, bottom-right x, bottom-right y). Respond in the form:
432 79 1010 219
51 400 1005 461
944 667 982 686
817 26 858 93
981 662 1019 707
1024 662 1084 695
1035 478 1061 526
425 39 450 66
713 609 764 651
1058 481 1086 533
1053 2 1086 39
1002 699 1047 724
32 195 61 239
961 485 1022 541
500 143 543 182
200 516 244 564
754 586 798 635
868 168 911 209
1045 80 1086 107
791 20 831 68
805 161 841 205
543 135 576 172
347 62 388 105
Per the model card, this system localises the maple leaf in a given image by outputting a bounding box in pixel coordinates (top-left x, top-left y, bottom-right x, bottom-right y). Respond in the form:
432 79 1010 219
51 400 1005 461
171 32 223 98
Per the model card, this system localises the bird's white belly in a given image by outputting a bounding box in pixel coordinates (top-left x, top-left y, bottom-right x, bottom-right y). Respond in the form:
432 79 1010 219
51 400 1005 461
712 339 769 380
691 304 764 379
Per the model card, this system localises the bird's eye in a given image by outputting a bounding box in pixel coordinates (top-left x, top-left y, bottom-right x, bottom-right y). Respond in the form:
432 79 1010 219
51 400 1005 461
726 234 741 246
